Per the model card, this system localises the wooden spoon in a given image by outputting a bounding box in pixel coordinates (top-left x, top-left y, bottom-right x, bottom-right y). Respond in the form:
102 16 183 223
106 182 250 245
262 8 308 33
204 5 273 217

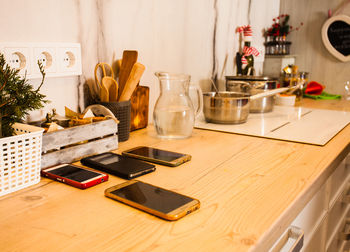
118 50 138 98
102 76 119 102
118 62 145 101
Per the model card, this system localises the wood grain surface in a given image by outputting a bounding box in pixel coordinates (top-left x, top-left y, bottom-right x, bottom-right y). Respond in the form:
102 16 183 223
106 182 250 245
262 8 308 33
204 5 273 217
0 99 349 252
130 85 149 131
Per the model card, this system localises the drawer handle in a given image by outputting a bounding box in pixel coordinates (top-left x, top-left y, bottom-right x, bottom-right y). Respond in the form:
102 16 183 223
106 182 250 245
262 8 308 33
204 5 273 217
270 226 304 252
339 218 350 240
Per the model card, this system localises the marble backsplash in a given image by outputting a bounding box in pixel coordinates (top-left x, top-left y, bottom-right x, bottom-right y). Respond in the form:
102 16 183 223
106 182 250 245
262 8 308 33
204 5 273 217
0 0 279 120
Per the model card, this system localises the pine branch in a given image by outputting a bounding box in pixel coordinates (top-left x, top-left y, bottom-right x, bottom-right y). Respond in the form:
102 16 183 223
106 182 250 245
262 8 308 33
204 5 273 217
36 60 46 92
0 100 11 108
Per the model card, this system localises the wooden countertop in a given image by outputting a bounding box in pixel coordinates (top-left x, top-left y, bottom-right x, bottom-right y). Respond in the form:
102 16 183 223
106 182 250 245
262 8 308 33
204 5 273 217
1 99 350 252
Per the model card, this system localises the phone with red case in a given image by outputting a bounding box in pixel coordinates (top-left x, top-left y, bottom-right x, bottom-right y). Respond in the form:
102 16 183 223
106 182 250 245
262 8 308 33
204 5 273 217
41 164 108 189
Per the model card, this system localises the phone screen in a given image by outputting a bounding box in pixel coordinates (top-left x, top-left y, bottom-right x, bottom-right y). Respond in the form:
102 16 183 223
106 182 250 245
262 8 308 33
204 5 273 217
47 165 103 182
126 147 185 162
110 181 193 214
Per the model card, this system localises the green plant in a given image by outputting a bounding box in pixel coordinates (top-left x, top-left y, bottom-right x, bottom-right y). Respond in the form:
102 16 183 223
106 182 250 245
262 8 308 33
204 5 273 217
0 53 49 138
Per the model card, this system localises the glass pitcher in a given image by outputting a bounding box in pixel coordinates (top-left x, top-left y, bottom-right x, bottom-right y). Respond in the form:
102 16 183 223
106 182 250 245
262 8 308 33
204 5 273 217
153 72 202 139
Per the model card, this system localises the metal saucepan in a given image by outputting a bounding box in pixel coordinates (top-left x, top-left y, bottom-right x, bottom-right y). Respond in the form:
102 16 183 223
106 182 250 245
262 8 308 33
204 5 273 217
225 76 278 113
203 88 288 124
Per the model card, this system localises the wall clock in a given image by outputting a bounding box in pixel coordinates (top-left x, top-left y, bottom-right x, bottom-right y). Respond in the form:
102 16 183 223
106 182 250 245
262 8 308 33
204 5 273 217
321 14 350 62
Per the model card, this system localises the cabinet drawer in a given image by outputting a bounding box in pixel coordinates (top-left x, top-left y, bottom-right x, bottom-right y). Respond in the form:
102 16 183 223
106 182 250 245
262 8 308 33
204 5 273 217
303 215 327 252
328 156 350 208
292 181 328 246
327 208 350 252
327 183 350 247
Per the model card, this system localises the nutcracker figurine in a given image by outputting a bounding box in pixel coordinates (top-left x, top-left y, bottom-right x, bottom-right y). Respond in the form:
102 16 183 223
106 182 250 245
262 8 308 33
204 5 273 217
236 25 259 76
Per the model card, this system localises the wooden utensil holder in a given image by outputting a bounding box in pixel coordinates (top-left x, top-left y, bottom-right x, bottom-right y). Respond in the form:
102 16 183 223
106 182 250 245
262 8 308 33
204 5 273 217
100 100 131 142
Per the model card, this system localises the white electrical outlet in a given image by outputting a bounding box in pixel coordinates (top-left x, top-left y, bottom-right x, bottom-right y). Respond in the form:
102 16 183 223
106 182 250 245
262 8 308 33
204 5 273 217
33 47 57 74
0 43 82 79
2 47 31 75
58 45 82 75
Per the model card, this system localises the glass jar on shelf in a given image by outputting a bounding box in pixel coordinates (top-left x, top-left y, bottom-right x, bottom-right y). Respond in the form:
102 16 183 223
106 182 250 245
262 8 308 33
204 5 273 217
265 36 292 55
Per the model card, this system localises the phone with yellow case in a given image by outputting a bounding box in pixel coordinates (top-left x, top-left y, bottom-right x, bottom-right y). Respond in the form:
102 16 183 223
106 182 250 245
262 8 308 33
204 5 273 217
104 180 200 221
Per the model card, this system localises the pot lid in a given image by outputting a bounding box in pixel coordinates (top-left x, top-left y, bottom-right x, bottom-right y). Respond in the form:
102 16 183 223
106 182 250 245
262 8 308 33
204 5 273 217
225 75 278 81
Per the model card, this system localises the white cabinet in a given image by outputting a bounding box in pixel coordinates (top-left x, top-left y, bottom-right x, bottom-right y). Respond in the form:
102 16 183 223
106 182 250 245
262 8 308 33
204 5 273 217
301 154 350 252
304 215 327 252
292 182 328 251
326 208 350 252
325 155 350 252
272 154 350 252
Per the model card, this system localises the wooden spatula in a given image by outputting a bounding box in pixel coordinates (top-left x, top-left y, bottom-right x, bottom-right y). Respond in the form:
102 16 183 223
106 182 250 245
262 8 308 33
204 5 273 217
118 62 145 101
102 76 119 102
118 50 138 98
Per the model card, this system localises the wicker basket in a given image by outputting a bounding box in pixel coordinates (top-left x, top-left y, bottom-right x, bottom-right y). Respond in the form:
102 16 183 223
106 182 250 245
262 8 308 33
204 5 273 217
0 123 44 197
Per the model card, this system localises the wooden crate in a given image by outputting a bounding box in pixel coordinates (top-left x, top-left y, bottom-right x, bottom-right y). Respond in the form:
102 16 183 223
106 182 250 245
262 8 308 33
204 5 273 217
41 119 118 168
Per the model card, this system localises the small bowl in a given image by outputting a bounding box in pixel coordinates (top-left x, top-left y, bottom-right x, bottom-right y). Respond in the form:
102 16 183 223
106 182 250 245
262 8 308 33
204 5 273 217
275 94 296 106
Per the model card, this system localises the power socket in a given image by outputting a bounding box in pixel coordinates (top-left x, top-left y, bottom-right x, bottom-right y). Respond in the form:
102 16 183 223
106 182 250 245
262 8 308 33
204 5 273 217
58 45 82 75
63 51 75 68
0 43 82 79
1 46 31 75
33 47 57 74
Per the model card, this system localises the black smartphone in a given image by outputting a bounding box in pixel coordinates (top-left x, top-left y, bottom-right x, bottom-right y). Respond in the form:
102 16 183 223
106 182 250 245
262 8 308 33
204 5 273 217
41 164 108 189
122 146 191 167
80 152 156 179
105 180 200 221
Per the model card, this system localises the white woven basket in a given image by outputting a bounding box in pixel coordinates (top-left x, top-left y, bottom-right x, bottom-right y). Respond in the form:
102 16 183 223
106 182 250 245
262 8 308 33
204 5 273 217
0 123 44 197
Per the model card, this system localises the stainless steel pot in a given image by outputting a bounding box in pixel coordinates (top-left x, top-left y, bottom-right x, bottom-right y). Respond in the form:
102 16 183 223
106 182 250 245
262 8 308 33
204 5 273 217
203 88 288 124
203 92 250 124
225 76 278 113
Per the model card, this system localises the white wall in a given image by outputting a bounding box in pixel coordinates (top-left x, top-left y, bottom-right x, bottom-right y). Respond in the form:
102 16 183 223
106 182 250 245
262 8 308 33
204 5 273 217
0 0 279 121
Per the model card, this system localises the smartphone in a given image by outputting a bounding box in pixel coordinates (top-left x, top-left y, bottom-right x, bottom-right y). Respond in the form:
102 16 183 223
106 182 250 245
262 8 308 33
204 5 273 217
105 180 200 221
80 152 156 179
41 164 108 189
122 146 191 167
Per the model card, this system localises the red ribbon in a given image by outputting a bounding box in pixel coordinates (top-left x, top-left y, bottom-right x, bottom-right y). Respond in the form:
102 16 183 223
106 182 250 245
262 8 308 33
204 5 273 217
241 46 259 64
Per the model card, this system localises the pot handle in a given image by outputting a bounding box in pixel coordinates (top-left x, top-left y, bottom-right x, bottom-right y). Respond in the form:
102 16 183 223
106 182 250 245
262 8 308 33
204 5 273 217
250 87 290 100
189 83 203 116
